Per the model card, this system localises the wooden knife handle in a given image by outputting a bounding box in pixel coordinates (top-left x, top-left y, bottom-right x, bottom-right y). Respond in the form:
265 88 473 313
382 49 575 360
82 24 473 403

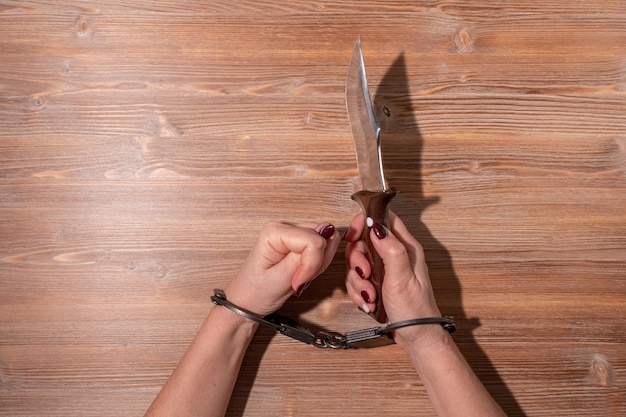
351 188 397 323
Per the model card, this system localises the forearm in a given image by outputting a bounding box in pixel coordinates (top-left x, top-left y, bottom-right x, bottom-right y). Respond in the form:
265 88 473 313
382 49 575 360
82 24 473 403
145 305 258 417
401 328 506 417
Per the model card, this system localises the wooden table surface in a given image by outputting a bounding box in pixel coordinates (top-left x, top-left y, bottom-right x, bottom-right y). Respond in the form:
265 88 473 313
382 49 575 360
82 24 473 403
1 1 625 416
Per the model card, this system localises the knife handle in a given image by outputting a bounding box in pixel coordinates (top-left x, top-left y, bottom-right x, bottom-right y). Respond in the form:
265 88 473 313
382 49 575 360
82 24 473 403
351 188 397 323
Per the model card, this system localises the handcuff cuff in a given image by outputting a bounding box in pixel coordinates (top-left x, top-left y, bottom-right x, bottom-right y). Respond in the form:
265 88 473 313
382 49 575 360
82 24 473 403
211 289 456 349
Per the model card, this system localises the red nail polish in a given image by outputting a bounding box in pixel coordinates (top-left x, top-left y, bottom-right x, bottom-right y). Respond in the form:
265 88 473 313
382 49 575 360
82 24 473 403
295 284 305 297
361 290 371 303
373 223 387 240
319 224 335 240
355 266 366 279
296 281 311 297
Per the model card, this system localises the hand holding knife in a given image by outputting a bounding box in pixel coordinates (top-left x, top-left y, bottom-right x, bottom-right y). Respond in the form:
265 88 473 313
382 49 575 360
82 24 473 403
346 38 396 323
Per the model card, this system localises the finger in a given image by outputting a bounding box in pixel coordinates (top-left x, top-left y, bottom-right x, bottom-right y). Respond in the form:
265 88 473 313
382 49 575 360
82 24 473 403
289 222 340 294
345 238 370 279
295 223 342 295
314 223 341 272
289 240 327 294
263 222 328 262
369 222 416 292
345 269 377 314
313 223 337 240
319 227 341 271
345 234 377 313
343 212 366 243
387 211 426 266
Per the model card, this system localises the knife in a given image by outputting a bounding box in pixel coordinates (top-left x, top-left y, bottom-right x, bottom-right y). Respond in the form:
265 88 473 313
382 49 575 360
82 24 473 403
346 37 396 323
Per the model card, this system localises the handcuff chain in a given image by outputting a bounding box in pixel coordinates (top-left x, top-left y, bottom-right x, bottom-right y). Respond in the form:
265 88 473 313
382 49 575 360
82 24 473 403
211 289 455 349
313 332 347 349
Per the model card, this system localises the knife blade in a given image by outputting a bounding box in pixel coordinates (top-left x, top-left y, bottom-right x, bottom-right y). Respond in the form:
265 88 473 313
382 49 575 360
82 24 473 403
346 37 396 323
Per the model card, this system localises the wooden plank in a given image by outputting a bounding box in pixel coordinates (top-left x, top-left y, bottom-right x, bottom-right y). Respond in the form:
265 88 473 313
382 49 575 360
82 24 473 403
1 1 625 416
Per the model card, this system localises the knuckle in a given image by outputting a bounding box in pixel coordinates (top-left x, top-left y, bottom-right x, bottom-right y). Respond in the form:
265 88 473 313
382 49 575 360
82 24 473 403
309 234 327 250
262 221 283 233
386 240 409 260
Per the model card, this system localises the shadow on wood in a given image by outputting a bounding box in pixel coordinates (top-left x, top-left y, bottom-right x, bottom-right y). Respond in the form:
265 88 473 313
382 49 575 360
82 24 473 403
375 53 526 416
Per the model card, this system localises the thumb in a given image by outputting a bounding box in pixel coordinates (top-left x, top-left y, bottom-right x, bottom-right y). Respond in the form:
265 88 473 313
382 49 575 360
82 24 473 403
369 223 417 293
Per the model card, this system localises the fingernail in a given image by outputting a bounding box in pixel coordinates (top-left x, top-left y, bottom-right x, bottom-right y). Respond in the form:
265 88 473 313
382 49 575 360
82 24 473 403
373 223 387 240
319 224 335 240
361 290 371 303
360 303 371 314
295 281 311 297
355 266 366 279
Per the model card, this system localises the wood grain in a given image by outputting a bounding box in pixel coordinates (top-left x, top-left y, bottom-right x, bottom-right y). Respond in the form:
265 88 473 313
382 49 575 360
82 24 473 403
1 1 625 416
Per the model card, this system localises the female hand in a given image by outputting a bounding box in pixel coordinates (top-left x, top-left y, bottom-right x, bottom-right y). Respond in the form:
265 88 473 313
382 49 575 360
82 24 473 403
344 211 442 344
224 221 340 317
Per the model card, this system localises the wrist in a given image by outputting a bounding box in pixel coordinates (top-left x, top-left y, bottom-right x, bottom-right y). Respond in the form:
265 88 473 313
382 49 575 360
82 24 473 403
211 288 272 327
208 300 260 338
395 322 453 354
